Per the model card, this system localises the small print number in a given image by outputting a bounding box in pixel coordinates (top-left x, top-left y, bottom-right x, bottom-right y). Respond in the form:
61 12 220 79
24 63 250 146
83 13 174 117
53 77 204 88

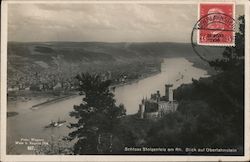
27 146 34 150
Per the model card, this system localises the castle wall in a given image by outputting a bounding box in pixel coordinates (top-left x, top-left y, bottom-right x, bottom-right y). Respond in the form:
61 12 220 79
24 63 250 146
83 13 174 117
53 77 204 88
144 111 159 119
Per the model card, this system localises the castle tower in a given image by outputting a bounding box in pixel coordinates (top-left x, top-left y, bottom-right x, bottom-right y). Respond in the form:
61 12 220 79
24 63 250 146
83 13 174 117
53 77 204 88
165 84 173 101
156 90 160 102
142 97 145 104
169 88 173 101
139 103 145 119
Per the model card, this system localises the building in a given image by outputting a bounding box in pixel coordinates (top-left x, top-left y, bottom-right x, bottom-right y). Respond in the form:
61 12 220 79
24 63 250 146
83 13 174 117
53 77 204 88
138 84 178 119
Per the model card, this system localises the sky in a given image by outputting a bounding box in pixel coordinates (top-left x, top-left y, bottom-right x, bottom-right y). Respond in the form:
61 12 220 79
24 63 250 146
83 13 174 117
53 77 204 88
8 3 244 43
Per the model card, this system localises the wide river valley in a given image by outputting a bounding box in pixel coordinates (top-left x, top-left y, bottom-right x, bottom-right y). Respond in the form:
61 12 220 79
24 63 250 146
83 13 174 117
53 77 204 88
7 57 209 154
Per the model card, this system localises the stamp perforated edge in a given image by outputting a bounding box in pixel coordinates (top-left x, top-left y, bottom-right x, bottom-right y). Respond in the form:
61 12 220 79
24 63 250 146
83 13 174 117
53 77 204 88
197 2 236 47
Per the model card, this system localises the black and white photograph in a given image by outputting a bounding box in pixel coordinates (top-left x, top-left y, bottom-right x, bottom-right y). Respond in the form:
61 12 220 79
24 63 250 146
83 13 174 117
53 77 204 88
0 0 249 161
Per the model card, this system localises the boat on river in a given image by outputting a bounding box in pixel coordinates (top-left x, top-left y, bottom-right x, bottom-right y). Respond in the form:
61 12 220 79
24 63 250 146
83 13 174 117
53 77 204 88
44 118 66 128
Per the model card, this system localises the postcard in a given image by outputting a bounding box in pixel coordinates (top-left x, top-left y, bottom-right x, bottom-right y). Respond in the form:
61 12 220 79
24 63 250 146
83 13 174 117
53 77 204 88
1 0 250 161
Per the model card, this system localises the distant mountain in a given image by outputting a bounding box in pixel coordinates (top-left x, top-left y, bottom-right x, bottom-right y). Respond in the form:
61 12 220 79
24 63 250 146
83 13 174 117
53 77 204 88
7 42 224 74
8 42 194 61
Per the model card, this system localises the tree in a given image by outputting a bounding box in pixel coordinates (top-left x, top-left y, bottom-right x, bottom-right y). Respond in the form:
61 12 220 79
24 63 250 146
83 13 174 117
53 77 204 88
146 15 245 154
208 16 245 146
68 73 126 154
184 15 245 148
209 16 244 71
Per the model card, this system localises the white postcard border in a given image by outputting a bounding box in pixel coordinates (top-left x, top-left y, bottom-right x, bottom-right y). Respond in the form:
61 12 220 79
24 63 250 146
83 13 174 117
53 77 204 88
1 0 250 161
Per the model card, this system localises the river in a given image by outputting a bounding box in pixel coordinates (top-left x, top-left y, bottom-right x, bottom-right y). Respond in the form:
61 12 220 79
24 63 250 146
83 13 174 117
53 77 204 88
7 57 209 154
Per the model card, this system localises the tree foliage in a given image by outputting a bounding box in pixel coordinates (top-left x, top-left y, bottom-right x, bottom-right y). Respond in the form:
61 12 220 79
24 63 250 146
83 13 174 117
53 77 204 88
209 15 244 71
68 73 126 154
146 15 245 154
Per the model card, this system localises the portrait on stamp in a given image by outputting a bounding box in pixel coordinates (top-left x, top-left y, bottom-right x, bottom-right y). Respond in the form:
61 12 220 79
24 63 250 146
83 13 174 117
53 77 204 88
198 3 235 46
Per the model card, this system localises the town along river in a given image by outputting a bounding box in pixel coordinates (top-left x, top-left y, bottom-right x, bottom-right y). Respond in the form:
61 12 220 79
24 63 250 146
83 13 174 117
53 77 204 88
7 57 209 154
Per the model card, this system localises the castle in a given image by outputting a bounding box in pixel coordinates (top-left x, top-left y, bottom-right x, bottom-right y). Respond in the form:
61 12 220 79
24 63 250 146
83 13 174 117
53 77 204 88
138 84 178 119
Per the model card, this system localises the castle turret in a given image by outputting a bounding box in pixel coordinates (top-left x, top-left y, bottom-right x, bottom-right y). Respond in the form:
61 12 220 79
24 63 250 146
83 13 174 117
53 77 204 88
139 103 145 119
165 84 173 101
169 88 173 101
156 90 160 102
142 97 145 104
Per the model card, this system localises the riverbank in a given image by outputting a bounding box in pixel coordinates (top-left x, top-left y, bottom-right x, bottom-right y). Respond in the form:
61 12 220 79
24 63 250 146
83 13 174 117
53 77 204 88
7 90 80 115
7 111 19 118
6 57 211 155
185 56 216 75
8 90 78 100
7 57 209 114
22 71 160 110
31 94 79 110
110 70 160 89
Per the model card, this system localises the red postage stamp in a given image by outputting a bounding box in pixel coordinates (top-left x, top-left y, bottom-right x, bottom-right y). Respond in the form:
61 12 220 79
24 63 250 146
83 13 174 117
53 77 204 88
198 3 235 46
